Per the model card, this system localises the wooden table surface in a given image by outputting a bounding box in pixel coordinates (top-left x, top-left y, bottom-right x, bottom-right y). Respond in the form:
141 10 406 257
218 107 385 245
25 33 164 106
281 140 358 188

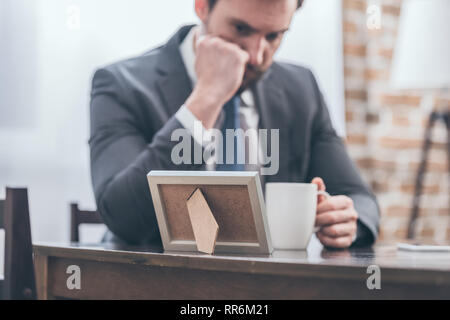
33 240 450 300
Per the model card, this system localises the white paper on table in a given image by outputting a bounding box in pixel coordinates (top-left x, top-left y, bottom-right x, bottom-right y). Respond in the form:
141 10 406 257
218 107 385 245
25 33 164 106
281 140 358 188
397 243 450 252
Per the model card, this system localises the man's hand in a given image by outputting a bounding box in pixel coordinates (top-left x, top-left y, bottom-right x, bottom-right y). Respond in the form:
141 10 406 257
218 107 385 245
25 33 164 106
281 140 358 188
185 30 249 129
312 177 358 249
195 34 249 104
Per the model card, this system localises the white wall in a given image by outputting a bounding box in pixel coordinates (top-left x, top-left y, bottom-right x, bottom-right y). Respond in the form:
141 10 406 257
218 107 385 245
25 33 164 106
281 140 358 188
0 0 344 259
276 0 345 136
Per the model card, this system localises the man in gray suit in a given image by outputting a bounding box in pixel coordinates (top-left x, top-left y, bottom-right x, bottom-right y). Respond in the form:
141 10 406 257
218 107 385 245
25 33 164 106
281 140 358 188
89 0 379 248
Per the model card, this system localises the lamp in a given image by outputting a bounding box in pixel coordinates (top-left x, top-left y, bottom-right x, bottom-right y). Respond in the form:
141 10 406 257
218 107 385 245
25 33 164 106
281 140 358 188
391 0 449 91
389 0 450 239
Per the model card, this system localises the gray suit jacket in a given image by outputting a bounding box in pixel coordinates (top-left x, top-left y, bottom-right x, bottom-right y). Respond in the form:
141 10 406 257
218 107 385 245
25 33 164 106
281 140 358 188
89 25 380 247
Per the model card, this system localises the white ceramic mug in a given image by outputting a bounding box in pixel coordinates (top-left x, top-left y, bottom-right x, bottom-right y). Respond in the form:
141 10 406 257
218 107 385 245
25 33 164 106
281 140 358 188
265 182 330 250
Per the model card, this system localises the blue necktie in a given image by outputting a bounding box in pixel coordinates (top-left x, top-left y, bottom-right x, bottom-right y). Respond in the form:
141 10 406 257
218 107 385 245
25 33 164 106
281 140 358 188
216 96 245 171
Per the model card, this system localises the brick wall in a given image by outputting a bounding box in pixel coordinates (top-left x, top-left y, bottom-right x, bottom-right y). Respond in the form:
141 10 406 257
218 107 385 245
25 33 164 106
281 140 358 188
342 0 450 242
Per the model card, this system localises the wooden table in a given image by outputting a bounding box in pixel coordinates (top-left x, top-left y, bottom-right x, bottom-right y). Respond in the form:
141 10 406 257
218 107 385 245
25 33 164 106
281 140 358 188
33 240 450 300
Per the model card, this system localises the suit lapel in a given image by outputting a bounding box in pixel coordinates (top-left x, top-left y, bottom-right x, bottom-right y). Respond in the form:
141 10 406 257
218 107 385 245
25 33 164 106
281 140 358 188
155 25 195 117
157 70 192 117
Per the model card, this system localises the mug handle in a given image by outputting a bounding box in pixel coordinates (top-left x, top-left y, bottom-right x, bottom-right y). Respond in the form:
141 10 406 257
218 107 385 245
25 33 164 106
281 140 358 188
313 190 330 233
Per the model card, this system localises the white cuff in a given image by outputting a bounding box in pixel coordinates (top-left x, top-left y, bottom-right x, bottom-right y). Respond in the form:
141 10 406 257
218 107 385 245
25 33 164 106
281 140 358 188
175 104 217 157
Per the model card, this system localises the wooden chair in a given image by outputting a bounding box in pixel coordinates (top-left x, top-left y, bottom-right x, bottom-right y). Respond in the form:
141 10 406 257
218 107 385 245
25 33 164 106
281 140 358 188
70 203 103 242
0 187 36 300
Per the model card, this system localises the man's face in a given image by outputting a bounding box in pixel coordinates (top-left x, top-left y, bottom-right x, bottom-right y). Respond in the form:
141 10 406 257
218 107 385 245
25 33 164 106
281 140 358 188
197 0 298 90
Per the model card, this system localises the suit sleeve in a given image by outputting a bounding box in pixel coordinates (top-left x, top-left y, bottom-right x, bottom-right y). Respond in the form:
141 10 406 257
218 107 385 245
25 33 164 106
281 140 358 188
305 70 380 246
89 68 201 245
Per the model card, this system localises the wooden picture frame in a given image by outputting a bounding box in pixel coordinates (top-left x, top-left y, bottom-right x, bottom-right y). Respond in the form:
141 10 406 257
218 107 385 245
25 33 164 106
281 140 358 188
147 171 273 255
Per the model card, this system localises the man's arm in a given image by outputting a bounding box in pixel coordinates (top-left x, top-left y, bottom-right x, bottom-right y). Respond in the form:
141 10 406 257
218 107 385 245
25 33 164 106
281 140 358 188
90 35 250 245
306 70 380 247
89 68 200 245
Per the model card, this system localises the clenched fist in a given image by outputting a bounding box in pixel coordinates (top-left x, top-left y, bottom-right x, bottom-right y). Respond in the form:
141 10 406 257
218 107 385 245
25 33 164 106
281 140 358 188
185 29 249 129
195 35 249 105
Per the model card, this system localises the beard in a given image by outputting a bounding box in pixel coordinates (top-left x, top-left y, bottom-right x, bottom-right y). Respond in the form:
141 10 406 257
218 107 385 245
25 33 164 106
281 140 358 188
237 63 268 93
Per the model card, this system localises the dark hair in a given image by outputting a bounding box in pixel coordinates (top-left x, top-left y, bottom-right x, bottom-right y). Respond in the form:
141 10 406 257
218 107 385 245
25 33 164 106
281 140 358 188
208 0 304 10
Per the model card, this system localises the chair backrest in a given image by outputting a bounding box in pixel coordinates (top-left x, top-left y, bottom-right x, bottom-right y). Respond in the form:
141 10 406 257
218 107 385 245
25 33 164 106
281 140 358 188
1 187 36 300
70 203 103 242
0 199 4 229
0 199 3 298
